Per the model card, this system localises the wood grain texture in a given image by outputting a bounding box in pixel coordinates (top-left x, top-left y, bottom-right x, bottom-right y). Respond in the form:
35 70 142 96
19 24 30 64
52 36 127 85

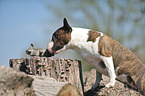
10 57 84 96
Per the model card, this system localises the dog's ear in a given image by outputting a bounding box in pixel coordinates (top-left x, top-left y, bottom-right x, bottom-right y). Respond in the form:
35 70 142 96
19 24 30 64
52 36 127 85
63 18 72 32
31 43 34 47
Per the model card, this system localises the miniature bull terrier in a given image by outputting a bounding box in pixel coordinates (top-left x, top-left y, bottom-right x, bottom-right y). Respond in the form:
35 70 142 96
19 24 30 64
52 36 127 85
48 18 145 95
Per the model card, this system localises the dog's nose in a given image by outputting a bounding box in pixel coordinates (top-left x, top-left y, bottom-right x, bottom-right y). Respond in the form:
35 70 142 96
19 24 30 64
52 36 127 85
43 49 54 57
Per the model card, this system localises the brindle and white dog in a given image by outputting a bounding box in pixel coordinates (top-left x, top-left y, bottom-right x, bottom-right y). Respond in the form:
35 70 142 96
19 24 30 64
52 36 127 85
48 18 145 95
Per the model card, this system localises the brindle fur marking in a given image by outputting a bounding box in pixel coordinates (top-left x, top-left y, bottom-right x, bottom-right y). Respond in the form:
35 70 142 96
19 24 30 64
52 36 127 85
98 35 112 57
98 34 145 95
87 30 101 42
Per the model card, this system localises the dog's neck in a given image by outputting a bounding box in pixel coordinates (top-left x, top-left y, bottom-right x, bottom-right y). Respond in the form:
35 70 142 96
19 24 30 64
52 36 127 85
69 27 90 47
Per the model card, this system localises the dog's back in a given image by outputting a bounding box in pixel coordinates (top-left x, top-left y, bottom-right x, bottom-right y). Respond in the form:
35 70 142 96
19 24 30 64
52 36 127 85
99 34 145 95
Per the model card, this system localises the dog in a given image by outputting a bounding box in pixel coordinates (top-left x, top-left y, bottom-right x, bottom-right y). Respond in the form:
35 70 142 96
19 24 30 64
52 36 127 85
48 18 145 95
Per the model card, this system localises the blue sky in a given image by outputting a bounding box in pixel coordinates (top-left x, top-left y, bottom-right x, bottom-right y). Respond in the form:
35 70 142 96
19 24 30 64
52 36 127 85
0 0 86 67
0 0 53 66
0 0 144 67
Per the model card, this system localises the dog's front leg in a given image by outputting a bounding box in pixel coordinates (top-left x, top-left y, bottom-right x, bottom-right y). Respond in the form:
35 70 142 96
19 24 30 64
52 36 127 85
91 70 102 91
100 56 116 88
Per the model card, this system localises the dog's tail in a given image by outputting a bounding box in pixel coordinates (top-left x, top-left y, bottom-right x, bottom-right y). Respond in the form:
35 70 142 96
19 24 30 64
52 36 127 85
132 65 145 95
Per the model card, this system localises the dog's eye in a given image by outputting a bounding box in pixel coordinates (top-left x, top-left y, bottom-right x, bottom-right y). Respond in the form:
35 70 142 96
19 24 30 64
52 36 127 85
52 35 57 42
54 34 58 38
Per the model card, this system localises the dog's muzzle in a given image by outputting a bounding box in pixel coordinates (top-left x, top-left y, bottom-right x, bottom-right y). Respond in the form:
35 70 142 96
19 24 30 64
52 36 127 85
48 41 54 54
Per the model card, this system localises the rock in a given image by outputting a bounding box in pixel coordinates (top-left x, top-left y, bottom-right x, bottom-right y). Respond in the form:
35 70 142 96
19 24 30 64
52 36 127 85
56 83 82 96
30 75 69 96
0 65 35 96
83 69 142 96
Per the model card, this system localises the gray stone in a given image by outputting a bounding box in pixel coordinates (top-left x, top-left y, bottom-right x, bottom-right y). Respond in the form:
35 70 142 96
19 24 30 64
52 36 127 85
0 65 35 96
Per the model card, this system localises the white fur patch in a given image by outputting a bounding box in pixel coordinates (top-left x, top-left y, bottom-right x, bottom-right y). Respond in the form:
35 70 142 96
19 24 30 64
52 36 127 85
48 41 54 53
70 27 103 55
99 56 116 87
69 27 108 74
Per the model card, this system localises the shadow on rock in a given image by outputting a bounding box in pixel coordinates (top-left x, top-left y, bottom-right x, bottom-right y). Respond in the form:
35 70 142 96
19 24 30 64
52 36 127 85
84 86 105 96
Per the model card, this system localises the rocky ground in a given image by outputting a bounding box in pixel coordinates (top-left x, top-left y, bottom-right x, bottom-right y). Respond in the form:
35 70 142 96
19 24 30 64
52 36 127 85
0 65 143 96
83 69 142 96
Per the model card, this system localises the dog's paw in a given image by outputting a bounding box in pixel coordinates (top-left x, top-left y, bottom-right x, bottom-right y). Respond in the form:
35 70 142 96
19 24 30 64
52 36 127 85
91 84 98 91
105 82 115 88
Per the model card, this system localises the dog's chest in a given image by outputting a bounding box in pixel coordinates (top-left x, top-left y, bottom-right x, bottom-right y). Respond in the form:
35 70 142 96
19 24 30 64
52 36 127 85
70 29 107 74
80 48 100 62
80 49 107 74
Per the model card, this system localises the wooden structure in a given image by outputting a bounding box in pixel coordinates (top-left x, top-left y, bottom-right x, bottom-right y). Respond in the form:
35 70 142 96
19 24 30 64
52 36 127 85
9 57 84 95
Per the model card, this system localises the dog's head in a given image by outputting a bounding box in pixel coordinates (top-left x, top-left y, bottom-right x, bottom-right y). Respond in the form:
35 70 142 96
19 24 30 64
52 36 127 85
48 18 72 54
